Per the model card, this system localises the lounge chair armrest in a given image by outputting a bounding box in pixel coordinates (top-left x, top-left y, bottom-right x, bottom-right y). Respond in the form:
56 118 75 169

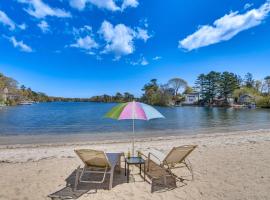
139 152 148 160
148 152 162 165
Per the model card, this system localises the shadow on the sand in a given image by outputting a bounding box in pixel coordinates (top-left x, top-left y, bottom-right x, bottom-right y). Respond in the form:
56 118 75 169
48 165 192 199
48 167 127 200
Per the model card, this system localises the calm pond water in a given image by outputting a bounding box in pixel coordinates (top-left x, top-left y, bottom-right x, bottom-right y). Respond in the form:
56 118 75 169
0 102 270 136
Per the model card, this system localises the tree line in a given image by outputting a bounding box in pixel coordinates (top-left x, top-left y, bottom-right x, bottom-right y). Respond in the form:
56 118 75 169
194 71 270 107
1 71 270 108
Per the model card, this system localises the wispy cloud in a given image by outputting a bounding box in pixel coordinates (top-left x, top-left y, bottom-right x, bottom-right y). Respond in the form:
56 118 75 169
130 56 149 66
0 10 27 31
136 27 151 42
140 57 148 66
99 20 150 59
0 10 16 30
179 0 270 51
72 25 92 36
244 3 254 10
7 36 33 52
37 20 49 33
18 23 27 30
153 56 162 60
69 0 138 11
18 0 71 18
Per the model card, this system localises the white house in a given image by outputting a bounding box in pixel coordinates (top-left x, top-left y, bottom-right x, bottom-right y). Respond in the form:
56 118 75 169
184 92 199 105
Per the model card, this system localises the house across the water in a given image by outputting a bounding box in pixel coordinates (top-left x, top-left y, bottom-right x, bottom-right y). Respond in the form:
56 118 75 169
238 94 255 105
183 92 199 105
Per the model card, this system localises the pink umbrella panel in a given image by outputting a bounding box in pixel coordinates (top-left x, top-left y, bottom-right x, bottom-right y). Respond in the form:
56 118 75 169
105 101 165 155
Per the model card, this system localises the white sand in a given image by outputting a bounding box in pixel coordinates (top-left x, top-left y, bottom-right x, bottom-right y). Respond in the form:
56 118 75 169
0 130 270 200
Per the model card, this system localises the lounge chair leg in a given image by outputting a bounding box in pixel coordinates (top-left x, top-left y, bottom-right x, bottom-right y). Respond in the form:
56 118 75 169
74 166 80 191
117 156 121 173
163 175 167 186
184 159 194 180
109 169 114 190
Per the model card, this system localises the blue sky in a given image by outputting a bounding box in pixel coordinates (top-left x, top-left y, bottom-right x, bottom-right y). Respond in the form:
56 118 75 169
1 0 270 97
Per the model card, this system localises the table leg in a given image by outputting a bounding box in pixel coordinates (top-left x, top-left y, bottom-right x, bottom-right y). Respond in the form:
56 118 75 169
144 163 145 181
140 163 141 175
125 160 126 176
127 164 129 183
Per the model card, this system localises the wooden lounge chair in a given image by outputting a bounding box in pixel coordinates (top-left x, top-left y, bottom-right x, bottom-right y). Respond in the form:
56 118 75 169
141 145 197 181
74 149 122 190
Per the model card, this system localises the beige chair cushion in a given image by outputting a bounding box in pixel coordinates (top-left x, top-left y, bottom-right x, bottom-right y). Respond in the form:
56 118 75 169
75 149 111 168
164 145 197 165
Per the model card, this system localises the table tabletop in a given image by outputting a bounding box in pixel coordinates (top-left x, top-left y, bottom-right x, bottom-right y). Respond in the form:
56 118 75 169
125 157 145 164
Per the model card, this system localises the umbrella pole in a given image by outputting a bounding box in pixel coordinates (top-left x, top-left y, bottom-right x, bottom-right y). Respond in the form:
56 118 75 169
132 118 135 156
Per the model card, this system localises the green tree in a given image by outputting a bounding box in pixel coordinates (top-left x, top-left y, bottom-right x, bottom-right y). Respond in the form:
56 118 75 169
233 87 259 102
195 71 221 104
20 85 26 91
123 92 134 102
141 79 171 106
244 73 254 88
114 92 123 102
183 86 193 94
264 76 270 94
219 72 240 103
168 78 187 96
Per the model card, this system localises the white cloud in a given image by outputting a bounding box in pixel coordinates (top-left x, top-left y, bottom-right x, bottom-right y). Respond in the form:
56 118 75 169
99 20 150 59
37 20 49 33
153 56 162 60
136 27 151 42
69 0 87 10
140 57 149 66
121 0 139 11
70 35 99 51
18 0 71 18
130 56 149 66
69 0 119 11
8 36 33 52
0 10 16 30
99 20 135 59
179 0 270 51
69 0 138 11
18 23 27 30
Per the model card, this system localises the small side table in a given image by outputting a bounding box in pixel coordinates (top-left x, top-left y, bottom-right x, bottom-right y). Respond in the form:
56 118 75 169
125 157 145 183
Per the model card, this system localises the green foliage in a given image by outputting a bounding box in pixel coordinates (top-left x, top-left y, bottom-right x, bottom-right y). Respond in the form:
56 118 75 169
89 92 135 103
264 76 270 94
232 87 259 100
0 73 18 92
219 72 241 103
256 96 270 108
0 72 50 105
195 71 241 104
6 99 17 106
244 72 255 88
195 71 221 103
168 78 187 96
1 70 270 108
141 79 175 106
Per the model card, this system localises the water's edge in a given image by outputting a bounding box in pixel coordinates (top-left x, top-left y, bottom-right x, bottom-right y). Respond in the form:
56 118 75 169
1 128 270 146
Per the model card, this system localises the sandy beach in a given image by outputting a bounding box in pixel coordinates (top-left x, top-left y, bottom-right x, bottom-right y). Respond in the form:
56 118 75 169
0 130 270 200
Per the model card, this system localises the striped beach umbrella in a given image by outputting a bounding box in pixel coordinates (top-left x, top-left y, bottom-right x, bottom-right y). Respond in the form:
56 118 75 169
105 101 165 155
